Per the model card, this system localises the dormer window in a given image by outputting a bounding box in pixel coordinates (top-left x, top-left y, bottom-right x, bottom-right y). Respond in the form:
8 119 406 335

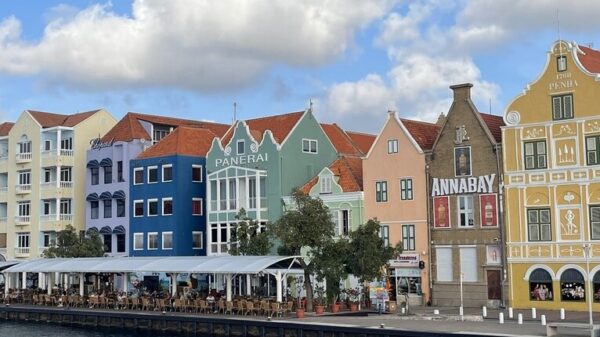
320 175 332 194
153 125 172 144
557 55 567 72
237 140 245 155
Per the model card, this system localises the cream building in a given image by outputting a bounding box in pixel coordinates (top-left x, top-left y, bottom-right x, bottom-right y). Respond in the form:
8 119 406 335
0 110 116 260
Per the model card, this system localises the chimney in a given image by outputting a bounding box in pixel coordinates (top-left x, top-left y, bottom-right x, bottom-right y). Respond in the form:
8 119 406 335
450 83 473 102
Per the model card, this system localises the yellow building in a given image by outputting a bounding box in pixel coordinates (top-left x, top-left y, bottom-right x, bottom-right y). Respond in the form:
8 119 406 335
0 109 116 261
503 41 600 310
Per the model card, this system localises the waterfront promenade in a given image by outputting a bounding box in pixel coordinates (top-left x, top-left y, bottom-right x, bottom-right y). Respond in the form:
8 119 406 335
1 303 598 336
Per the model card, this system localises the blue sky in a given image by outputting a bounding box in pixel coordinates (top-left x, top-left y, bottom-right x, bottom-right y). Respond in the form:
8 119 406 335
0 1 599 133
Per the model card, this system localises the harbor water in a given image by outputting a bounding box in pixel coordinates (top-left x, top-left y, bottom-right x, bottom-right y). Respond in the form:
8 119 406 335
0 320 190 337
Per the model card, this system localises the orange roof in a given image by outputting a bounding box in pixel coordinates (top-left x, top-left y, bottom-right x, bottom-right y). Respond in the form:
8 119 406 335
137 126 217 159
345 131 376 154
400 118 440 151
102 112 230 142
28 109 100 128
300 155 364 193
320 123 363 156
221 111 304 146
0 122 14 136
479 113 504 143
579 45 600 73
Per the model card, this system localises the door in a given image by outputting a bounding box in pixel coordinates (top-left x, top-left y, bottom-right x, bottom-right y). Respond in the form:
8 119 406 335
487 270 501 300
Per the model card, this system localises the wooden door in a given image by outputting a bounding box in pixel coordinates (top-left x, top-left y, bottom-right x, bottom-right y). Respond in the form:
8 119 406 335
487 270 501 300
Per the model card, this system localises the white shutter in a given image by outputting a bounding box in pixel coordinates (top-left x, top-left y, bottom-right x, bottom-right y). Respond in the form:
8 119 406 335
459 247 477 282
332 210 340 237
563 95 573 118
436 247 453 282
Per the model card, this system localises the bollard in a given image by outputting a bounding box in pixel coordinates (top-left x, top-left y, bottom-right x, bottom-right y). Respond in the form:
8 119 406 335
518 313 523 325
499 312 504 324
433 309 439 315
459 306 464 316
560 308 565 320
541 315 546 326
482 306 487 318
508 307 513 319
531 307 536 319
401 307 405 315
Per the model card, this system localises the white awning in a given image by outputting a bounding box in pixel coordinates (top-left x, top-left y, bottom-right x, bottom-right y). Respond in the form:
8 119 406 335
3 256 303 275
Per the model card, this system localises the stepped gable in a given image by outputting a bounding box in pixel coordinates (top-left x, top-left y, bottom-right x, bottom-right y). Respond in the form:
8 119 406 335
102 112 229 142
300 155 364 194
137 126 217 159
479 113 505 143
345 130 376 155
28 109 100 128
0 122 14 136
220 111 304 146
321 123 364 156
400 118 440 151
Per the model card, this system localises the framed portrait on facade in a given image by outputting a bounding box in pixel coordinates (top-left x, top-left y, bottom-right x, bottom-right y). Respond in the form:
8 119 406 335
479 194 498 227
454 146 471 176
433 196 450 228
486 245 502 265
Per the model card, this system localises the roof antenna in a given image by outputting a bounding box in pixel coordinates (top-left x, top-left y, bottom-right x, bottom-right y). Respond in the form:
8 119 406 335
233 102 237 123
556 8 563 55
489 98 492 115
309 98 313 112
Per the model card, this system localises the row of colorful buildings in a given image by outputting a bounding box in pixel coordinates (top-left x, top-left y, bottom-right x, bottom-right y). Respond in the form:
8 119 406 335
0 40 598 311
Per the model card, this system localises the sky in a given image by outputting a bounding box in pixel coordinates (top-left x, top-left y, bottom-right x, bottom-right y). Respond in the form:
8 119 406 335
0 0 599 134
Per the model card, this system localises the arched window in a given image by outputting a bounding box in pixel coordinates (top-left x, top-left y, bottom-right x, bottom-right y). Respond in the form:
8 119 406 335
593 271 600 303
560 268 585 301
530 268 553 301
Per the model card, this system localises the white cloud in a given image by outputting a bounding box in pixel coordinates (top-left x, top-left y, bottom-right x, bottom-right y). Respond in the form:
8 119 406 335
0 0 395 91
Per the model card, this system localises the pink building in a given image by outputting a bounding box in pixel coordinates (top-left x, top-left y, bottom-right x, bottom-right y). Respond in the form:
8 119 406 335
363 111 439 305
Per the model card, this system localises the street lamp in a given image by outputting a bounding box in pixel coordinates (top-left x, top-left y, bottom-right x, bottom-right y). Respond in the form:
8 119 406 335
583 243 593 336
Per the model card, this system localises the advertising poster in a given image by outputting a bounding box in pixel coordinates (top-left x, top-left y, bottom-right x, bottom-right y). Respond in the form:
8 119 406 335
480 194 498 227
433 196 450 228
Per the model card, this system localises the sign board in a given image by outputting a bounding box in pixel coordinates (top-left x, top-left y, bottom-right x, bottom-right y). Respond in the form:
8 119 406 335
395 268 421 278
389 253 420 267
431 174 495 196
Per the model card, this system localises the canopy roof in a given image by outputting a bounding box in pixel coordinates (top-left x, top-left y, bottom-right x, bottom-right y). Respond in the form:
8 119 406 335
3 256 303 275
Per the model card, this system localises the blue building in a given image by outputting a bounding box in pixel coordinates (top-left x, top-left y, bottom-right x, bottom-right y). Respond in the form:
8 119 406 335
129 126 217 256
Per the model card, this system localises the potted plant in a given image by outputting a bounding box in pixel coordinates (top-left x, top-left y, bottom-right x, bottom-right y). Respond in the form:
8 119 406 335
313 285 327 315
344 287 360 312
294 277 305 319
330 293 341 313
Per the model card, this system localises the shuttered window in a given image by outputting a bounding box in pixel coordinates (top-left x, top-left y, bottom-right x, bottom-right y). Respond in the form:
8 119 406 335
527 208 552 241
436 247 453 282
591 206 600 240
552 94 573 120
460 247 478 282
524 141 547 170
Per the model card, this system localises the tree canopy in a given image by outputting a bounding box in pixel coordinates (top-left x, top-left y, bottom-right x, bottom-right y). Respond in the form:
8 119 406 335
43 225 105 258
229 208 272 256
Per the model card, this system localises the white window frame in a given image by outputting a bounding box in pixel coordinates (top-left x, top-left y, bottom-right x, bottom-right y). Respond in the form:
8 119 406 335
147 232 158 250
147 166 158 184
162 231 173 250
237 140 245 155
458 195 474 227
192 231 203 250
459 246 478 282
162 164 173 182
18 202 30 216
436 247 453 282
402 224 415 251
162 197 173 216
376 181 388 202
388 139 398 154
133 233 144 250
192 198 203 216
147 199 158 217
320 175 332 194
380 225 390 246
16 232 30 248
400 178 413 200
192 165 203 183
44 140 51 151
302 138 318 154
133 168 144 185
133 200 144 217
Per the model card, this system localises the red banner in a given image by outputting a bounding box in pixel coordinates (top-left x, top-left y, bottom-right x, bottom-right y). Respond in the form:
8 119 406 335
480 194 498 227
433 196 450 228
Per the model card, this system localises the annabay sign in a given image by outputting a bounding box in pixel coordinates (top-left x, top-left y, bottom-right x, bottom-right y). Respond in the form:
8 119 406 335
431 174 495 196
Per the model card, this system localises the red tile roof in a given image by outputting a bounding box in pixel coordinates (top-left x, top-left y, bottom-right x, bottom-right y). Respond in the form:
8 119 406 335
479 113 504 143
101 112 229 143
345 131 376 154
137 126 217 159
28 109 100 128
579 45 600 74
320 123 364 156
0 122 14 137
220 111 304 146
400 118 440 151
300 155 364 194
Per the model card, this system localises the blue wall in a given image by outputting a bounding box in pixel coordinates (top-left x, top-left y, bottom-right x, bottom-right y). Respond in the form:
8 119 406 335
129 155 206 256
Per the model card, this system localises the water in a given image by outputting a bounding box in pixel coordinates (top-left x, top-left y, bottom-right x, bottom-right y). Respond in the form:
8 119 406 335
0 321 191 337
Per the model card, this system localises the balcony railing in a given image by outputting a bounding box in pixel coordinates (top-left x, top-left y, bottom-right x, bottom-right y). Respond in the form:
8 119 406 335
14 247 30 256
60 149 74 156
16 153 32 163
60 181 73 188
42 149 74 157
15 184 31 194
15 215 30 225
60 214 72 221
40 214 56 222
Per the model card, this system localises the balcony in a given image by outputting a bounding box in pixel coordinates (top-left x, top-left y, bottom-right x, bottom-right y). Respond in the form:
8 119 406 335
40 181 73 199
15 184 31 195
14 247 30 257
41 149 74 167
40 214 56 222
60 213 72 221
14 215 30 225
39 214 72 231
16 153 32 164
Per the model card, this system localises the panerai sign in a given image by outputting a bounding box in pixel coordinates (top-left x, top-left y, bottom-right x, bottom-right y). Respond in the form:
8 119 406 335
90 138 114 150
215 153 269 167
431 174 495 197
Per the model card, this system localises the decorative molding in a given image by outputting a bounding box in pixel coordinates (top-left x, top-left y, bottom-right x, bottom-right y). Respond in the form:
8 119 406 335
224 146 232 156
506 111 520 125
555 124 575 137
523 127 544 139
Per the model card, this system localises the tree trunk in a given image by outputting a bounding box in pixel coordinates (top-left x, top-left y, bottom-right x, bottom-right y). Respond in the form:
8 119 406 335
299 258 314 312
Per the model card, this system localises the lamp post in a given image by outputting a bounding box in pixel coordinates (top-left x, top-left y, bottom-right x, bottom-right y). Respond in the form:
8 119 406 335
459 272 464 320
583 243 593 336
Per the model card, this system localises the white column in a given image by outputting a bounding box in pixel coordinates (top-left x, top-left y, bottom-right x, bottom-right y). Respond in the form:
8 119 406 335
255 173 261 210
276 271 282 303
56 129 61 156
4 273 9 295
38 272 45 290
21 272 27 289
171 273 178 297
47 273 53 295
122 272 128 292
246 274 251 296
226 274 232 302
79 273 84 296
55 198 60 220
